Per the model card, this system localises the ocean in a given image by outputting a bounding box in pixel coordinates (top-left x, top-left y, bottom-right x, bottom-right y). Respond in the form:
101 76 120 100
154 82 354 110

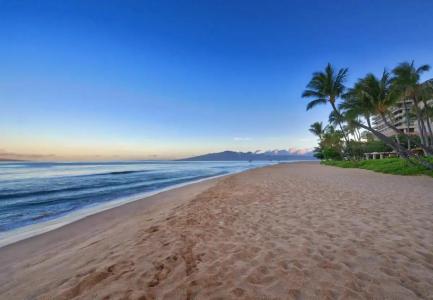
0 160 277 235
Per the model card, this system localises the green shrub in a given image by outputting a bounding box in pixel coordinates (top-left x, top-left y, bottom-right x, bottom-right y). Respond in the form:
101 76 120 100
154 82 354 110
322 147 342 160
321 158 433 177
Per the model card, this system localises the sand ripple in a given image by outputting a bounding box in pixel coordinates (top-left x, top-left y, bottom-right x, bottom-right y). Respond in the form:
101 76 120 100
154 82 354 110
0 163 432 299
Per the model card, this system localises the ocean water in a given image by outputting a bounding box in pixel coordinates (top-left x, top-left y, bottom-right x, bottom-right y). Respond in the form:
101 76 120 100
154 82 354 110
0 160 276 233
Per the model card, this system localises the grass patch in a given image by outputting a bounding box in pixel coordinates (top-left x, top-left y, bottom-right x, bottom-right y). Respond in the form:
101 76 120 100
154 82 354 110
321 157 433 177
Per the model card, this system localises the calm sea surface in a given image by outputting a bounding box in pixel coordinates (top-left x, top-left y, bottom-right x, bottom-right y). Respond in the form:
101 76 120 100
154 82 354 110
0 160 277 232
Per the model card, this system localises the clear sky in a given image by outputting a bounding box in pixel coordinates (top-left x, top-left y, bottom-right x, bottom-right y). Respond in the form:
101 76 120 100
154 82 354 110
1 0 433 160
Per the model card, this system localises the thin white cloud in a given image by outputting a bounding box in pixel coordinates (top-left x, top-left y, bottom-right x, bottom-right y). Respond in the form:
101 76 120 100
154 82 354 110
286 147 314 155
233 137 252 141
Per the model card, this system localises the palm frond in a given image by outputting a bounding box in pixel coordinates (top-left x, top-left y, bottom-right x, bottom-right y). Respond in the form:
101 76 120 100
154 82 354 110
306 98 327 110
416 64 430 74
302 63 349 110
302 89 324 98
308 121 324 137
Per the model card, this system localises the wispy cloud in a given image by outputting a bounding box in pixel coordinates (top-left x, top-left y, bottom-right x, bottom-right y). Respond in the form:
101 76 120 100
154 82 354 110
256 148 314 156
233 137 252 141
287 147 314 155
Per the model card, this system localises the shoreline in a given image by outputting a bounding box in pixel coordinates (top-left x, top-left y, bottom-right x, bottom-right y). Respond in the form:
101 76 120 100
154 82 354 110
0 161 302 248
0 170 231 248
2 162 430 299
0 166 224 262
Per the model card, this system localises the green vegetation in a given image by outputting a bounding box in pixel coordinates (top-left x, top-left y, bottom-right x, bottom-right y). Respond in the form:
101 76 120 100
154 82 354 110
302 60 433 171
321 158 433 177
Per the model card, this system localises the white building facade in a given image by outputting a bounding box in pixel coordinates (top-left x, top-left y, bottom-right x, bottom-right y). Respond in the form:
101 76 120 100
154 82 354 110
373 100 432 137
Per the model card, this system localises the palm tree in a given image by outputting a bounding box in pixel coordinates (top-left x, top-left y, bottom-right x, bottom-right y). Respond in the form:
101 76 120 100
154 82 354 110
329 110 362 142
302 63 350 145
341 76 399 147
309 122 325 140
345 121 362 142
419 80 433 146
340 73 433 170
328 110 343 127
362 71 402 141
318 125 345 160
392 61 433 153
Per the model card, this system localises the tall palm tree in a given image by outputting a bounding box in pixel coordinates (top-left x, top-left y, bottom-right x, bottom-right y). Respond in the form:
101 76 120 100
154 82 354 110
302 63 350 145
362 71 402 135
419 80 433 146
341 76 399 146
392 61 433 153
309 122 325 140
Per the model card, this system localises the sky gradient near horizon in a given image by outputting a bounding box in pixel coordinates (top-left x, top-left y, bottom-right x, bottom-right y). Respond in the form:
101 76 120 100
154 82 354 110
1 0 433 160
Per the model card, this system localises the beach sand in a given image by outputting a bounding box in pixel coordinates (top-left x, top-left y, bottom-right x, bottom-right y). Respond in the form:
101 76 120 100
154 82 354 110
1 162 432 299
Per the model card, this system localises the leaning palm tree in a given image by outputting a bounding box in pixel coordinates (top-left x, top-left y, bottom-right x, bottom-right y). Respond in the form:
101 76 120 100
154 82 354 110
340 73 433 170
341 77 397 145
302 63 350 145
362 71 401 136
309 122 325 140
392 61 433 153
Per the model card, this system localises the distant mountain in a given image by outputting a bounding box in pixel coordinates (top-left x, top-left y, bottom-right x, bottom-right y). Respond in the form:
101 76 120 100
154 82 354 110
180 150 315 161
0 158 25 162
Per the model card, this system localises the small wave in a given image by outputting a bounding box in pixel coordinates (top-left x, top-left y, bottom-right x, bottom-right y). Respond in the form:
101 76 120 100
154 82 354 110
80 170 150 177
0 173 168 202
108 170 147 175
0 161 272 236
31 211 56 221
0 186 86 200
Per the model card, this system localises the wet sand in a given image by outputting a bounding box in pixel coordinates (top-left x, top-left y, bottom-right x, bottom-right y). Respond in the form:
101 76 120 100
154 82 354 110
0 162 432 299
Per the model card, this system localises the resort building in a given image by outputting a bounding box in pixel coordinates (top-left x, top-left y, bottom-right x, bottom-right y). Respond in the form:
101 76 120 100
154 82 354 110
372 100 432 137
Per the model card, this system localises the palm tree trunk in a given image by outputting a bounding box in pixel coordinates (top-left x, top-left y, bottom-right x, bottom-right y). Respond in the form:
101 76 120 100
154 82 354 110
402 100 411 150
380 113 433 156
330 101 351 157
418 114 428 146
386 112 402 147
421 99 433 147
355 128 361 142
363 118 404 154
425 119 433 147
423 113 433 148
356 118 433 170
413 98 429 151
427 121 433 147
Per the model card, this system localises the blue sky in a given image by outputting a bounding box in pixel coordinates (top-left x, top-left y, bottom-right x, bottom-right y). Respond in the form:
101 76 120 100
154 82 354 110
1 0 433 160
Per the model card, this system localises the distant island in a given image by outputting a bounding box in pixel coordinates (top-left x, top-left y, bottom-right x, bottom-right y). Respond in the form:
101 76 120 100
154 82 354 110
180 150 315 161
0 158 26 162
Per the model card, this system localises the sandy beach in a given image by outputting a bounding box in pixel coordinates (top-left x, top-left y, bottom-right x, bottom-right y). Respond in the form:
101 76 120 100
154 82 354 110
1 162 432 299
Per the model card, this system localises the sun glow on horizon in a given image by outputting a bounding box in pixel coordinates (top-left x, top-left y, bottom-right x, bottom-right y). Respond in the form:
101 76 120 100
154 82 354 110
2 1 433 161
1 133 315 161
